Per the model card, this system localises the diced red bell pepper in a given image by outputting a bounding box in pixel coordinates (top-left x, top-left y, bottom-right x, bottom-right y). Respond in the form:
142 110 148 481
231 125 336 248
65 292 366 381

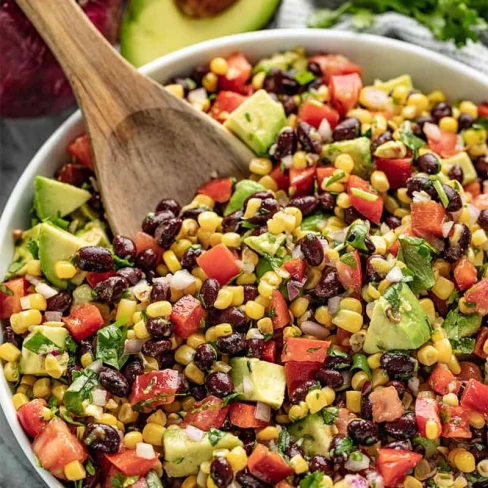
453 257 478 292
218 52 252 94
441 405 472 439
411 201 446 239
316 166 335 189
268 290 290 329
133 231 163 264
347 175 383 224
56 163 92 187
0 277 28 319
427 364 460 396
209 91 248 123
415 396 441 440
376 448 423 488
63 303 105 342
474 328 488 359
374 157 412 189
457 361 482 382
32 417 87 480
86 271 116 288
464 277 488 316
329 73 363 116
289 166 316 197
465 181 482 199
473 193 488 210
424 123 459 158
285 361 322 398
281 337 330 363
130 369 180 413
197 177 233 203
283 257 306 281
276 482 295 488
182 395 229 431
106 448 158 477
309 54 362 84
336 249 362 294
260 341 277 363
171 295 206 339
248 443 293 485
336 327 353 347
17 399 48 438
197 243 241 286
229 402 270 429
461 379 488 416
479 101 488 117
67 134 94 170
270 164 289 191
299 99 340 129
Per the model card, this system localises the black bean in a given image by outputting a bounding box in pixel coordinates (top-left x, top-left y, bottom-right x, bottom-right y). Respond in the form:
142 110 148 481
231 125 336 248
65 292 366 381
84 423 120 454
135 249 158 270
243 285 258 302
288 195 319 216
414 116 435 138
315 368 344 388
384 412 418 440
416 153 440 174
329 435 350 464
181 207 205 220
98 367 130 397
324 354 352 370
246 338 265 358
113 236 136 262
297 121 322 154
431 101 452 122
290 380 317 404
146 318 173 339
343 206 362 225
476 157 488 179
314 269 343 299
247 198 280 225
348 419 379 446
274 127 297 160
406 176 431 199
200 278 221 308
194 344 216 371
380 352 416 376
243 191 275 207
122 359 144 385
150 282 171 303
79 339 93 358
372 131 394 151
80 462 101 488
478 210 488 230
236 469 270 488
88 192 103 211
318 192 336 212
365 255 386 283
308 61 322 77
181 246 203 269
448 164 464 183
155 198 181 216
1 324 17 345
177 372 190 394
154 218 182 248
75 246 114 272
386 380 406 398
94 276 128 302
309 455 333 475
191 385 207 401
300 234 324 267
458 113 474 131
221 210 243 234
142 210 175 236
141 339 172 357
264 69 299 95
443 223 471 263
46 291 73 314
282 95 298 116
361 395 373 420
208 307 248 330
210 457 233 488
333 118 360 142
116 267 143 286
240 431 256 456
206 371 234 398
191 64 210 86
443 185 462 212
217 332 246 355
384 215 401 229
158 352 175 370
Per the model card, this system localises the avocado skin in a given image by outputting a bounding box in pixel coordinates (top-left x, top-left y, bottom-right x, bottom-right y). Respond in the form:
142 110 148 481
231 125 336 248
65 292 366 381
288 413 335 456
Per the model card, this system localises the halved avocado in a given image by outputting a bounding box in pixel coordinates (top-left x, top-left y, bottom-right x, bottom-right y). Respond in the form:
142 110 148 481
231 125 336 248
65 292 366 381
121 0 281 67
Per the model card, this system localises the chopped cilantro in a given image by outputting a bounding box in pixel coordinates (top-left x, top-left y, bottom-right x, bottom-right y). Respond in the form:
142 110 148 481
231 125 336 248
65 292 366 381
208 428 225 447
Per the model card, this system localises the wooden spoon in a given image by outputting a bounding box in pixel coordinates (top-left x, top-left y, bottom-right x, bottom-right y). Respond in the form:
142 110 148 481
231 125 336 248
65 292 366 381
15 0 253 237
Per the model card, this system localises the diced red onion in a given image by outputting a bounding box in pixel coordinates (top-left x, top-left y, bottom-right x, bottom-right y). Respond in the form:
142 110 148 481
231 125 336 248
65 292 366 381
300 321 330 340
386 266 403 283
25 274 40 286
246 328 264 340
441 221 454 238
320 239 330 253
362 87 389 111
185 425 205 442
35 282 58 299
187 88 207 104
243 376 254 396
124 339 146 355
329 229 347 243
412 190 431 203
328 296 341 315
467 204 481 224
45 311 63 322
380 222 390 235
408 377 419 396
281 155 293 169
171 270 196 290
292 246 304 259
366 471 384 488
255 402 271 422
287 282 300 301
345 453 370 472
92 387 108 406
346 474 369 488
136 442 156 459
87 359 103 373
423 122 441 141
20 296 31 310
450 208 463 222
318 118 332 142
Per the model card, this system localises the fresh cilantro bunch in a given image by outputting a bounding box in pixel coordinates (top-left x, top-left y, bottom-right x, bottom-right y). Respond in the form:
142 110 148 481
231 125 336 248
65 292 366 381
308 0 488 47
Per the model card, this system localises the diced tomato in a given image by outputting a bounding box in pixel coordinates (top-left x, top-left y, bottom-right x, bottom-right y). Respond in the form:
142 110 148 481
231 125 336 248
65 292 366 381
464 277 488 316
347 175 383 224
32 417 87 479
457 361 482 382
218 52 252 94
473 193 488 210
424 123 459 157
209 91 247 123
133 231 163 264
270 164 289 191
130 369 180 412
67 134 94 170
453 257 477 291
63 303 105 342
106 448 158 477
415 397 441 440
289 166 316 197
336 249 362 294
56 163 92 187
389 240 400 257
260 341 277 363
268 290 290 329
0 277 28 319
197 178 233 203
182 395 229 431
441 405 471 438
170 295 206 339
309 54 362 84
336 327 353 347
17 399 48 438
461 379 488 416
465 181 482 198
374 157 412 189
248 443 293 485
285 361 322 398
316 166 335 188
283 258 306 281
197 243 241 286
276 482 295 488
229 402 270 429
329 73 363 116
86 271 116 288
478 101 488 117
281 337 330 363
474 328 488 359
299 99 340 129
428 364 460 396
376 448 423 487
411 201 446 239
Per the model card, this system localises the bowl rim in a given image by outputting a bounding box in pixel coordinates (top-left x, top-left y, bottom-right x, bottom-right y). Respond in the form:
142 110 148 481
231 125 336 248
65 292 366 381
1 28 488 488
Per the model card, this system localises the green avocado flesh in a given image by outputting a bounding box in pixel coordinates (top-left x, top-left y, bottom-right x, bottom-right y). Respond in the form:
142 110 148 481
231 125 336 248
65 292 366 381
121 0 281 67
288 413 335 456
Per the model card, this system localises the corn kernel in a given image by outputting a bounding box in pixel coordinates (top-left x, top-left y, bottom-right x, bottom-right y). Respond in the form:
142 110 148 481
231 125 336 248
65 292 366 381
146 300 172 318
175 345 196 365
290 454 309 474
99 413 117 426
432 276 455 300
123 431 143 449
478 460 488 477
26 259 42 276
184 362 205 385
256 426 279 441
257 317 273 335
0 343 21 362
258 175 278 191
468 411 485 429
439 116 458 133
221 232 240 248
290 297 309 318
288 401 309 421
420 298 436 324
10 309 42 334
370 170 390 193
143 422 165 446
314 306 332 327
252 71 266 90
249 157 273 176
464 127 486 146
334 154 355 174
45 354 63 379
443 393 459 406
447 354 461 375
163 250 181 273
134 321 151 340
226 446 248 471
12 392 30 410
202 72 217 92
147 410 167 426
367 353 383 371
407 93 429 114
454 450 476 473
472 228 488 247
244 198 262 220
434 338 453 364
305 389 328 414
346 390 362 413
404 476 423 488
332 309 363 333
351 371 369 391
215 323 233 338
64 461 86 481
55 261 77 279
209 57 228 76
33 378 51 398
340 297 362 314
392 85 409 104
214 289 234 310
116 299 138 325
418 345 439 366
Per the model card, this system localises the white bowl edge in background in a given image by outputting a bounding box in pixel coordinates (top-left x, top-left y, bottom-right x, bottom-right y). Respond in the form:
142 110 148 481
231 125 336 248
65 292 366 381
1 29 487 488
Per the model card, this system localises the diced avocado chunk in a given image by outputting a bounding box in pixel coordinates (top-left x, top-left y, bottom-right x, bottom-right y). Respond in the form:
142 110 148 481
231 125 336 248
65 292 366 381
442 308 482 341
230 357 286 409
34 176 91 221
163 428 242 477
374 74 413 93
253 49 308 74
6 224 41 279
146 471 163 488
363 283 431 354
20 326 69 375
323 137 372 179
224 179 264 216
301 212 328 233
244 232 286 257
38 223 86 289
441 152 477 185
225 89 287 156
76 220 111 247
288 413 335 456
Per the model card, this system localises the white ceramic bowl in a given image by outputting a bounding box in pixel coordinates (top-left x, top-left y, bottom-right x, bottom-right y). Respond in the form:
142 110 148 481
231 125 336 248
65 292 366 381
1 29 488 487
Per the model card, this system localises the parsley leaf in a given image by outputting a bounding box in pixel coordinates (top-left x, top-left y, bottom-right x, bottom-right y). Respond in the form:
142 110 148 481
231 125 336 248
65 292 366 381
442 307 482 341
27 239 39 259
0 284 14 296
277 427 291 455
95 323 129 370
207 428 225 447
346 222 370 251
300 471 325 488
221 392 240 407
23 332 62 355
322 406 340 425
399 121 426 159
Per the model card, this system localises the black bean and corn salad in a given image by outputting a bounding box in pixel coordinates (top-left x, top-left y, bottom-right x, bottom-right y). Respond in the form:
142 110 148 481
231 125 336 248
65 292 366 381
1 48 488 488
